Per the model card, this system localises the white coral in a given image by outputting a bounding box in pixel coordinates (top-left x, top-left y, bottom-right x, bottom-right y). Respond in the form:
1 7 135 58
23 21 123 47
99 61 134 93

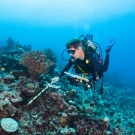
60 127 75 134
1 118 18 132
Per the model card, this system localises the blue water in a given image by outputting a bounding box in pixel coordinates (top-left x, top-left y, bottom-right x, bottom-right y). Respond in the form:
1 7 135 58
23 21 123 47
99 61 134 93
0 1 135 82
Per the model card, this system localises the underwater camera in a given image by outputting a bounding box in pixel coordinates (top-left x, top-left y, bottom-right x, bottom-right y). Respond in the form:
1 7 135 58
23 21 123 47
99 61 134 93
67 75 92 91
67 76 79 86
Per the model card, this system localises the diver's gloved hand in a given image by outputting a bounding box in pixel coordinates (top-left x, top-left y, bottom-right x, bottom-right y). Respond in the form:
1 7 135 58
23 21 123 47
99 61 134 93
86 34 93 41
106 38 115 53
52 77 59 83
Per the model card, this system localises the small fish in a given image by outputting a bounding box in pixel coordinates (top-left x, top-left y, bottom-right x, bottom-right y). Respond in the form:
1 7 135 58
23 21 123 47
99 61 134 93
0 67 5 71
10 71 13 74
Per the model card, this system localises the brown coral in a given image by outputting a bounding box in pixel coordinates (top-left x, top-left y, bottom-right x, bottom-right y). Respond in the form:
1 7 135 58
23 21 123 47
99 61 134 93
19 50 54 79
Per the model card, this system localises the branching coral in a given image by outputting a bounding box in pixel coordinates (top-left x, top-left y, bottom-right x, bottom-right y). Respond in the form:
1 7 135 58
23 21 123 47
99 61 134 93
20 50 54 79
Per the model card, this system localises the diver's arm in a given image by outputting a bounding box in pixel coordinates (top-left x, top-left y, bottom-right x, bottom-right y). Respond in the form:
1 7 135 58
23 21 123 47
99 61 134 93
52 60 73 83
59 61 73 78
102 53 109 72
102 38 115 72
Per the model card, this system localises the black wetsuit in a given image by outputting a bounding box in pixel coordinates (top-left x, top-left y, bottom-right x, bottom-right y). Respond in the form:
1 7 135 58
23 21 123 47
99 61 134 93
59 51 109 81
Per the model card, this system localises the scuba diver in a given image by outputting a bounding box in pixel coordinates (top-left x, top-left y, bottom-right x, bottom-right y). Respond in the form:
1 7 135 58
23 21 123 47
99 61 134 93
52 34 115 94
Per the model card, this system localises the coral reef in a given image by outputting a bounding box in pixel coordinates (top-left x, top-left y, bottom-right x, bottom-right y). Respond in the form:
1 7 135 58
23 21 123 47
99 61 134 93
0 71 134 135
0 37 30 73
0 75 127 135
0 37 134 134
2 37 31 52
0 38 57 81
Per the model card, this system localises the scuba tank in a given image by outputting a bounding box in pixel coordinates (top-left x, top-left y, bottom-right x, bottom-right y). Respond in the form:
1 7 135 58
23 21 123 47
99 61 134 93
79 34 104 95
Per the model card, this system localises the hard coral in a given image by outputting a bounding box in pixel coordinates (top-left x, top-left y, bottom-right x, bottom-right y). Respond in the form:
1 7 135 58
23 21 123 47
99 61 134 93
60 127 76 135
0 98 17 117
16 77 40 97
1 118 18 133
20 50 54 79
2 74 15 84
44 48 57 63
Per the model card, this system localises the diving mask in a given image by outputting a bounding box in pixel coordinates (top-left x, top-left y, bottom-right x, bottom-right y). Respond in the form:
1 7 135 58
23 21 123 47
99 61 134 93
67 49 76 55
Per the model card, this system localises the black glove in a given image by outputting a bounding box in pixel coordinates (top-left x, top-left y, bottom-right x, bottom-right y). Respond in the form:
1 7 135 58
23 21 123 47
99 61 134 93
86 34 93 41
106 38 115 53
